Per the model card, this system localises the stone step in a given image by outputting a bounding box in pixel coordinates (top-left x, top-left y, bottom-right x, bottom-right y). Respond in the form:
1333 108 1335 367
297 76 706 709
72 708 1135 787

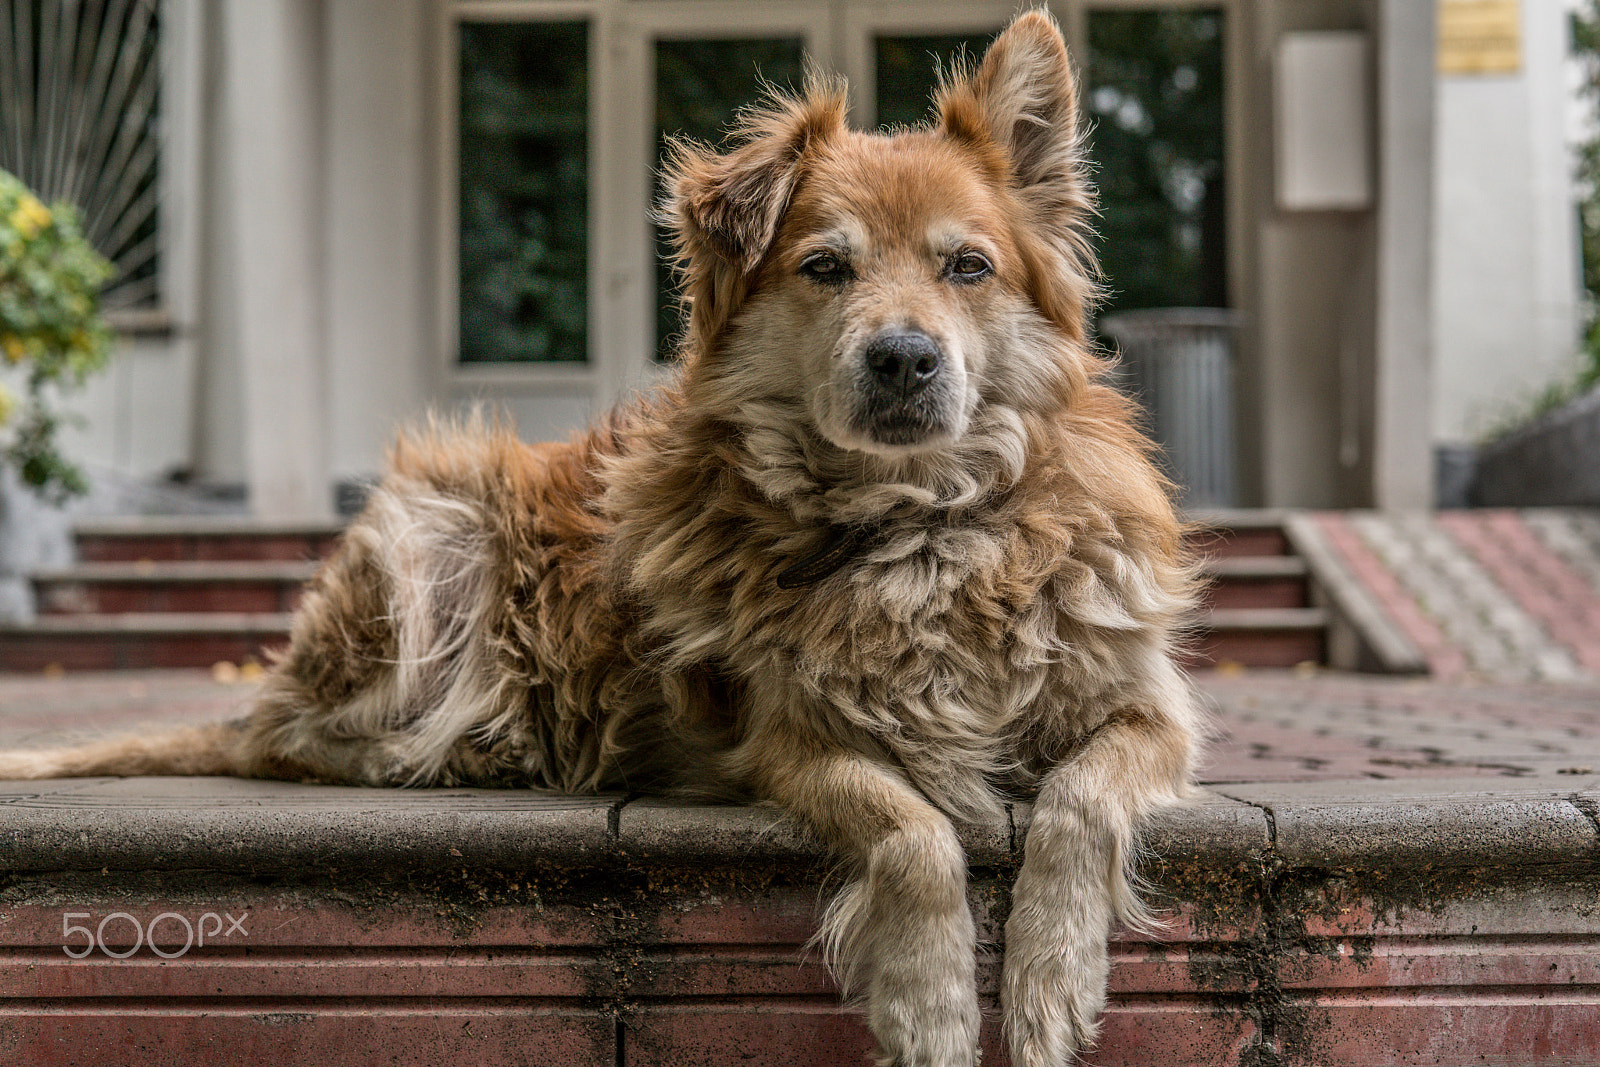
0 608 1326 674
34 558 1314 617
1199 555 1310 611
73 517 344 564
1192 607 1328 669
0 512 1326 672
0 613 291 672
1188 508 1295 559
33 561 319 616
71 513 1293 562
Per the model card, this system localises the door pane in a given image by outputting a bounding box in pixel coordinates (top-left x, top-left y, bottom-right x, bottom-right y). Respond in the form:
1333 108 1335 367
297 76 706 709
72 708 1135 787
655 37 806 359
1086 9 1227 314
458 21 588 363
875 33 988 129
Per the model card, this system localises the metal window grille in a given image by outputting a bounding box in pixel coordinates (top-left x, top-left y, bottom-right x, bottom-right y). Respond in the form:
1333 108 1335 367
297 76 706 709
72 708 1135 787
0 0 162 310
1099 308 1239 510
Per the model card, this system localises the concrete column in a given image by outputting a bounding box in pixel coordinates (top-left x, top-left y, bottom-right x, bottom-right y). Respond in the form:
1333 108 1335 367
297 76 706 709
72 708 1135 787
219 0 330 520
1371 0 1436 508
325 0 432 486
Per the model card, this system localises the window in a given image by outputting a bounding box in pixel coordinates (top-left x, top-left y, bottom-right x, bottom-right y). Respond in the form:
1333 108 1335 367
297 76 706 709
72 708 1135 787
874 34 976 129
456 20 589 364
443 2 1053 399
653 36 806 358
1086 8 1228 314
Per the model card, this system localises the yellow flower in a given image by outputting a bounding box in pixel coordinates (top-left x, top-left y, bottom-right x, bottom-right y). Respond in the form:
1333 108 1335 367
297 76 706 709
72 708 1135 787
8 195 52 239
1 335 25 364
0 382 16 426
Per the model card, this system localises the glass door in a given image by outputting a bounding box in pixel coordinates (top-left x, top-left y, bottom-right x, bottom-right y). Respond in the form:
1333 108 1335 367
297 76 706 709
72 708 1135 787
1081 6 1229 316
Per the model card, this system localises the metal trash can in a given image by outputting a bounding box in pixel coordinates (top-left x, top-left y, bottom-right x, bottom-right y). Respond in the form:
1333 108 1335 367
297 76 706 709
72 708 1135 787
1097 308 1238 510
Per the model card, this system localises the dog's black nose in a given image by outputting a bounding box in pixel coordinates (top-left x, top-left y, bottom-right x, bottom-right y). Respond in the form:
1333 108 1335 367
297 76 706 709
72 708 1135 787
864 331 941 397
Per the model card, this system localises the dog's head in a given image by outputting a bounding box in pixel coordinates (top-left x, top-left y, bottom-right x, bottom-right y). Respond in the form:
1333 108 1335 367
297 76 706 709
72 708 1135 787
661 11 1099 473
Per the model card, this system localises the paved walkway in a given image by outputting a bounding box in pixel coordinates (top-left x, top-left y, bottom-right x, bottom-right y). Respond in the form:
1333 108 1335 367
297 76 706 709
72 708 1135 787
1200 668 1600 782
0 667 1594 789
1313 508 1600 683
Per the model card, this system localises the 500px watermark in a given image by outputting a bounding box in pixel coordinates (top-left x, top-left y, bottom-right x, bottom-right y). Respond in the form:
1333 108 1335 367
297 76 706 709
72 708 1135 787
61 911 249 959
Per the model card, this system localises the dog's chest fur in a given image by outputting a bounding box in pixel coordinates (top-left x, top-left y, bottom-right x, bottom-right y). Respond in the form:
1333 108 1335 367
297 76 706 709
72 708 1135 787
611 451 1167 817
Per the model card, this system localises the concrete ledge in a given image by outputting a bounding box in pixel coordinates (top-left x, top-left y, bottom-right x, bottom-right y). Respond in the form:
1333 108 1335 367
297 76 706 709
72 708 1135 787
0 777 622 872
71 517 346 538
0 778 1007 875
1475 385 1600 507
1215 776 1600 870
3 774 1593 879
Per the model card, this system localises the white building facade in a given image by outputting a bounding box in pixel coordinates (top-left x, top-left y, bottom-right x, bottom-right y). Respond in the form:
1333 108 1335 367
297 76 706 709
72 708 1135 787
33 0 1579 516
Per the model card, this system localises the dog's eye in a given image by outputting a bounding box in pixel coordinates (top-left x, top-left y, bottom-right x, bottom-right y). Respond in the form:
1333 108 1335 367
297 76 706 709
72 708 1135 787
800 252 851 284
949 252 993 281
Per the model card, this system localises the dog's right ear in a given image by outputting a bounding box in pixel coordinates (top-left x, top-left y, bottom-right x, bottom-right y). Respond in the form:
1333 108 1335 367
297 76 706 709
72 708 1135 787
936 11 1087 224
661 81 845 349
936 11 1099 338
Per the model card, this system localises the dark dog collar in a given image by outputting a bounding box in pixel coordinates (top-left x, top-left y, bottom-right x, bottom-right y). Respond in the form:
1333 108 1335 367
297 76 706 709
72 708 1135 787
774 524 880 590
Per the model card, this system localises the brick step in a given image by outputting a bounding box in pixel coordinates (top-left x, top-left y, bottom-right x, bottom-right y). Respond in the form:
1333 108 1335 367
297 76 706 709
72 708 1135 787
1186 511 1324 667
70 514 1289 562
0 779 1589 1067
0 613 291 672
1199 555 1310 611
1190 607 1328 669
1187 508 1294 559
0 608 1325 674
73 515 1290 563
7 511 1323 672
73 517 344 563
39 554 1310 616
34 561 319 615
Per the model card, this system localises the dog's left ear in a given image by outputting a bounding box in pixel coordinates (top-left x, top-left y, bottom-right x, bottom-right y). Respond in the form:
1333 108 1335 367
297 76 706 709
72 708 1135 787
662 82 846 350
937 11 1097 332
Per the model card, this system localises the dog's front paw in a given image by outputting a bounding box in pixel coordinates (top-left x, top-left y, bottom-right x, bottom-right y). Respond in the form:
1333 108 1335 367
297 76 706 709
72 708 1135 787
1001 931 1107 1066
867 964 981 1067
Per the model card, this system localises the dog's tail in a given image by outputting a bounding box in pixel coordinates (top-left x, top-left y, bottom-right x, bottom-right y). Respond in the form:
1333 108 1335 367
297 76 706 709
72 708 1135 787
0 720 247 780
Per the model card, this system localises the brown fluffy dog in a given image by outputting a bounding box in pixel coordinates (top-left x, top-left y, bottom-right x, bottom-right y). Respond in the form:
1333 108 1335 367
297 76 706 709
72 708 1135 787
0 13 1200 1066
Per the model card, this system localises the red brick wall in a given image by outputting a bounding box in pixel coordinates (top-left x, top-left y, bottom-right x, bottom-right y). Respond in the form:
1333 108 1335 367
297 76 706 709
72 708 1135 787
1 862 1594 1065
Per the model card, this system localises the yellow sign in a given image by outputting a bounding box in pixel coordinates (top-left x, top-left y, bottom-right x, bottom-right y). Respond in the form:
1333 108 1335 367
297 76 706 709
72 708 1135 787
1438 0 1521 75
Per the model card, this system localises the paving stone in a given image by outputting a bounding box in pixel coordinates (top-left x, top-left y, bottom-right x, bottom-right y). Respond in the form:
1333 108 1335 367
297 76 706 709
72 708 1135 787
1526 509 1600 591
1341 510 1600 682
1215 776 1600 869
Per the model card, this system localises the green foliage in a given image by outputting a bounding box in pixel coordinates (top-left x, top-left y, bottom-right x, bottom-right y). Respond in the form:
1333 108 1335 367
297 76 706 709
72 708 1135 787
0 168 114 502
1572 1 1600 391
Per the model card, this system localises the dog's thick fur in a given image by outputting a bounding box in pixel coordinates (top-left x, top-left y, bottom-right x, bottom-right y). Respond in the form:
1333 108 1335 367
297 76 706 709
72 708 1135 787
0 13 1200 1065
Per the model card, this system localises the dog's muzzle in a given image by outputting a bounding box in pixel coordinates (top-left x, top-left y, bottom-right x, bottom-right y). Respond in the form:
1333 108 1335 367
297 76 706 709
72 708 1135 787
851 329 959 448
